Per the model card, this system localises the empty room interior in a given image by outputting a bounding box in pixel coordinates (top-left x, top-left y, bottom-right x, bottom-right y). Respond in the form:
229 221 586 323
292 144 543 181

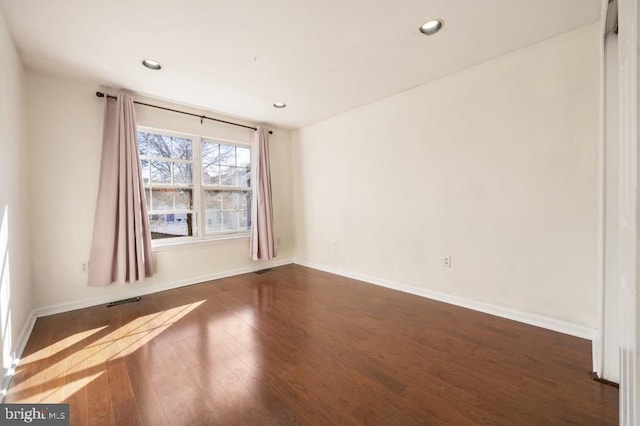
0 0 637 424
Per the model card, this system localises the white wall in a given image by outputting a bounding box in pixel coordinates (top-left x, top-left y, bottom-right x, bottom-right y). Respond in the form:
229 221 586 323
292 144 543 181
27 71 294 312
292 24 601 330
0 11 33 389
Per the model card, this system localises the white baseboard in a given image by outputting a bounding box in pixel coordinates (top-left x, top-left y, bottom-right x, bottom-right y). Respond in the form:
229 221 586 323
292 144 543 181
294 259 597 341
35 258 293 318
1 310 36 402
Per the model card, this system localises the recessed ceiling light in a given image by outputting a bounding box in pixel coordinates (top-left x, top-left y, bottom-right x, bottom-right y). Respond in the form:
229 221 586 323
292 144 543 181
142 59 162 70
273 102 287 108
419 19 443 36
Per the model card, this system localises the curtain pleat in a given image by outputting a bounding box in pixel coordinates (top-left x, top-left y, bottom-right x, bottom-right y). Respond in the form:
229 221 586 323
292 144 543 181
88 93 153 286
250 127 277 260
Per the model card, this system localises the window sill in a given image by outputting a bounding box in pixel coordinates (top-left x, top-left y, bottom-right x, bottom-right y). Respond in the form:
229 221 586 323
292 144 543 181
151 233 250 252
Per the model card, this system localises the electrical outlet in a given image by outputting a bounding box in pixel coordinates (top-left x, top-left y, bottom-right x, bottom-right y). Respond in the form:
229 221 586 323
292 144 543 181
442 256 451 268
276 237 282 246
81 262 89 273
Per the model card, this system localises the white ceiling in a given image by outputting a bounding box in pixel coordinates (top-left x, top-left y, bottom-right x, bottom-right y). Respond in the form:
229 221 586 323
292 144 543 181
0 0 601 129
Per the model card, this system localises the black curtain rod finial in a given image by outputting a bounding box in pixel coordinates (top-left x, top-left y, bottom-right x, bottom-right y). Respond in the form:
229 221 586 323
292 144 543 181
96 91 116 100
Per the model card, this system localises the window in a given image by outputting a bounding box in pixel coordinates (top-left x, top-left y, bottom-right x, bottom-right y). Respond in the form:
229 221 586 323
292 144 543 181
202 140 252 233
137 127 251 244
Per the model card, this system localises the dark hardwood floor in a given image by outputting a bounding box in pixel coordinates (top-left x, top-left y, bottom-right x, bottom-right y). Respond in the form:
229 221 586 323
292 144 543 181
5 264 618 425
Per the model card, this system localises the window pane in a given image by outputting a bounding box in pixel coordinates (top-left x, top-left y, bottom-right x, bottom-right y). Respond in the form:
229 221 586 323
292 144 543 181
148 133 171 158
237 147 250 167
220 166 233 185
203 164 219 185
141 160 150 184
202 141 219 168
222 211 238 231
239 210 249 230
151 188 173 210
236 167 250 187
220 144 236 166
175 189 193 210
174 163 192 184
238 191 250 209
204 190 221 211
205 211 222 233
144 188 150 210
172 137 192 160
222 192 238 210
151 161 172 183
137 132 148 155
149 213 193 239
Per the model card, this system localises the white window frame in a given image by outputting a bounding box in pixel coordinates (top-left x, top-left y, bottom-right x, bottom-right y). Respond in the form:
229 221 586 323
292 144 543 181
137 125 252 249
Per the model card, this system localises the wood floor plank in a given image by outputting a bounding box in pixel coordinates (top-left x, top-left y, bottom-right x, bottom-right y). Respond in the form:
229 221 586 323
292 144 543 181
5 264 618 424
124 354 170 426
63 314 89 426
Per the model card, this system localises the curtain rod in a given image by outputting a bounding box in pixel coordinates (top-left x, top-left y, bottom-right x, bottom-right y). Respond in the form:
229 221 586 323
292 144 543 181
95 92 272 134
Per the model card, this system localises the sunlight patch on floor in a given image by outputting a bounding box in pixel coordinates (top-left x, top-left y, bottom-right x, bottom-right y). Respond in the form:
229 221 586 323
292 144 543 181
7 300 206 403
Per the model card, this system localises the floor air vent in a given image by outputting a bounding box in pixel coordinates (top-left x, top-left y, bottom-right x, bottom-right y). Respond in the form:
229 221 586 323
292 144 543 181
255 268 272 274
107 296 142 307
